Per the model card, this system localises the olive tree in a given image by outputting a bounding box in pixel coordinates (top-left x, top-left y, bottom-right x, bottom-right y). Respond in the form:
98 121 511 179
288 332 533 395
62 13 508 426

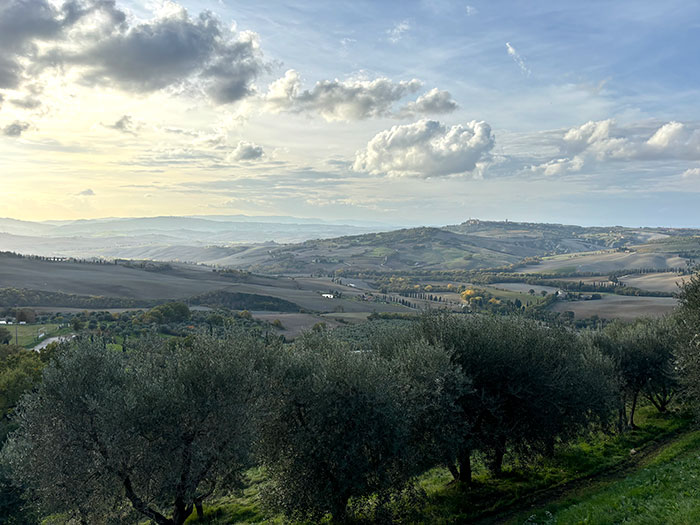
1 333 263 525
675 271 700 410
256 331 464 523
594 317 680 428
420 313 616 481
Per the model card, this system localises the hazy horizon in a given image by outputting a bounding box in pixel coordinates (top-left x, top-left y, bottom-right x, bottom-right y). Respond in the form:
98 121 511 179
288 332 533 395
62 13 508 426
2 1 700 227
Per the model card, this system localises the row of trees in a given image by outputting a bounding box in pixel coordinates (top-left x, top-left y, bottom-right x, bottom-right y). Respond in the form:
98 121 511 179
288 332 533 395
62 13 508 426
1 272 699 523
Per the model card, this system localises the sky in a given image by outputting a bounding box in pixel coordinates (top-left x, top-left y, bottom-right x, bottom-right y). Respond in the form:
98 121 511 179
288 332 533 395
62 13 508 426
2 0 700 227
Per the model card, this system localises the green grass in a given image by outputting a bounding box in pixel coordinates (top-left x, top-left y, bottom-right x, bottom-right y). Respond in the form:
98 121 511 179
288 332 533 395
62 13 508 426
408 407 691 523
519 430 700 525
6 323 67 348
481 286 549 305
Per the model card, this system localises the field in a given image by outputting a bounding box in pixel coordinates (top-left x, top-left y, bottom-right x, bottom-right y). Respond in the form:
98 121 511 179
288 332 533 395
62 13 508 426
3 323 65 348
549 295 677 320
529 251 689 274
490 282 560 295
619 272 689 293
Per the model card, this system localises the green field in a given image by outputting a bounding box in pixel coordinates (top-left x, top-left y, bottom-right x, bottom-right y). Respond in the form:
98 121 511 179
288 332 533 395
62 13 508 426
5 323 66 348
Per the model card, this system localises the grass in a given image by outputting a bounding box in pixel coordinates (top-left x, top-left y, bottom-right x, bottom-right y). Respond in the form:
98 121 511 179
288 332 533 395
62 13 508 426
6 323 67 348
517 430 700 525
185 405 694 525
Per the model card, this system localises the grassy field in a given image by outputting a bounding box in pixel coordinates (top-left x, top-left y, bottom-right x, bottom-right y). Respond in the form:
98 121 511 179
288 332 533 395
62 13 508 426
181 406 693 525
619 272 689 293
529 251 689 275
549 295 677 320
4 323 66 347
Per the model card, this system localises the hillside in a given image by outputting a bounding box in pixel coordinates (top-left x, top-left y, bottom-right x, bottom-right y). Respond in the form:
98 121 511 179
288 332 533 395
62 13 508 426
234 220 700 275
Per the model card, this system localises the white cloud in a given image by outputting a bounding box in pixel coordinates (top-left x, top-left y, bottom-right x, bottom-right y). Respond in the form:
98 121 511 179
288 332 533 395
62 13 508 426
387 20 410 43
506 42 531 76
465 5 478 16
682 167 700 178
353 119 494 177
530 119 700 175
229 140 264 161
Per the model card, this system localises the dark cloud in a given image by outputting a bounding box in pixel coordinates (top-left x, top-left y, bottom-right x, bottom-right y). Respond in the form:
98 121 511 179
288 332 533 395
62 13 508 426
3 120 30 137
78 188 95 196
265 70 422 121
397 88 458 117
0 0 126 89
10 96 41 109
266 70 458 121
53 6 261 103
106 114 138 134
76 11 221 92
0 56 23 89
1 1 262 104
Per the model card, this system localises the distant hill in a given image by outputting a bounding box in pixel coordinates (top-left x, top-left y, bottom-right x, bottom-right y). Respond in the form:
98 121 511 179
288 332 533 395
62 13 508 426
232 220 700 274
1 217 698 275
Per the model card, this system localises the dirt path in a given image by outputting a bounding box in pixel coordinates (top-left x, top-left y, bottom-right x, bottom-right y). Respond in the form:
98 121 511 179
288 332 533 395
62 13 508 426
474 428 687 525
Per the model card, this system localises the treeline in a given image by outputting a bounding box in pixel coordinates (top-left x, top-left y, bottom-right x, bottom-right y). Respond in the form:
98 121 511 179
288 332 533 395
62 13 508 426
3 269 700 524
365 272 675 297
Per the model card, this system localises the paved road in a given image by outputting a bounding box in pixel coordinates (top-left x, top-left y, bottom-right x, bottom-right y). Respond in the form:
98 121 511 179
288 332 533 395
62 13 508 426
32 335 74 351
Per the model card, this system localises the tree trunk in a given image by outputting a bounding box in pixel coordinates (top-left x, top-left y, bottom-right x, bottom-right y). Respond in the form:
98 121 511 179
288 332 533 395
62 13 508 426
491 437 506 477
618 395 628 433
172 498 193 525
629 390 639 428
195 499 204 519
332 494 350 524
458 447 472 484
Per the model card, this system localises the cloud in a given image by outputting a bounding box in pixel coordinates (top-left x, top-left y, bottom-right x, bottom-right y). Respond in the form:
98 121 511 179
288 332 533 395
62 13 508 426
387 20 410 43
397 88 458 117
106 114 139 134
265 70 422 121
265 70 457 121
530 119 700 175
2 0 263 104
353 119 494 177
506 42 531 76
78 188 95 196
465 5 478 16
682 168 700 178
0 0 127 88
3 120 30 137
229 140 264 161
10 96 42 109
